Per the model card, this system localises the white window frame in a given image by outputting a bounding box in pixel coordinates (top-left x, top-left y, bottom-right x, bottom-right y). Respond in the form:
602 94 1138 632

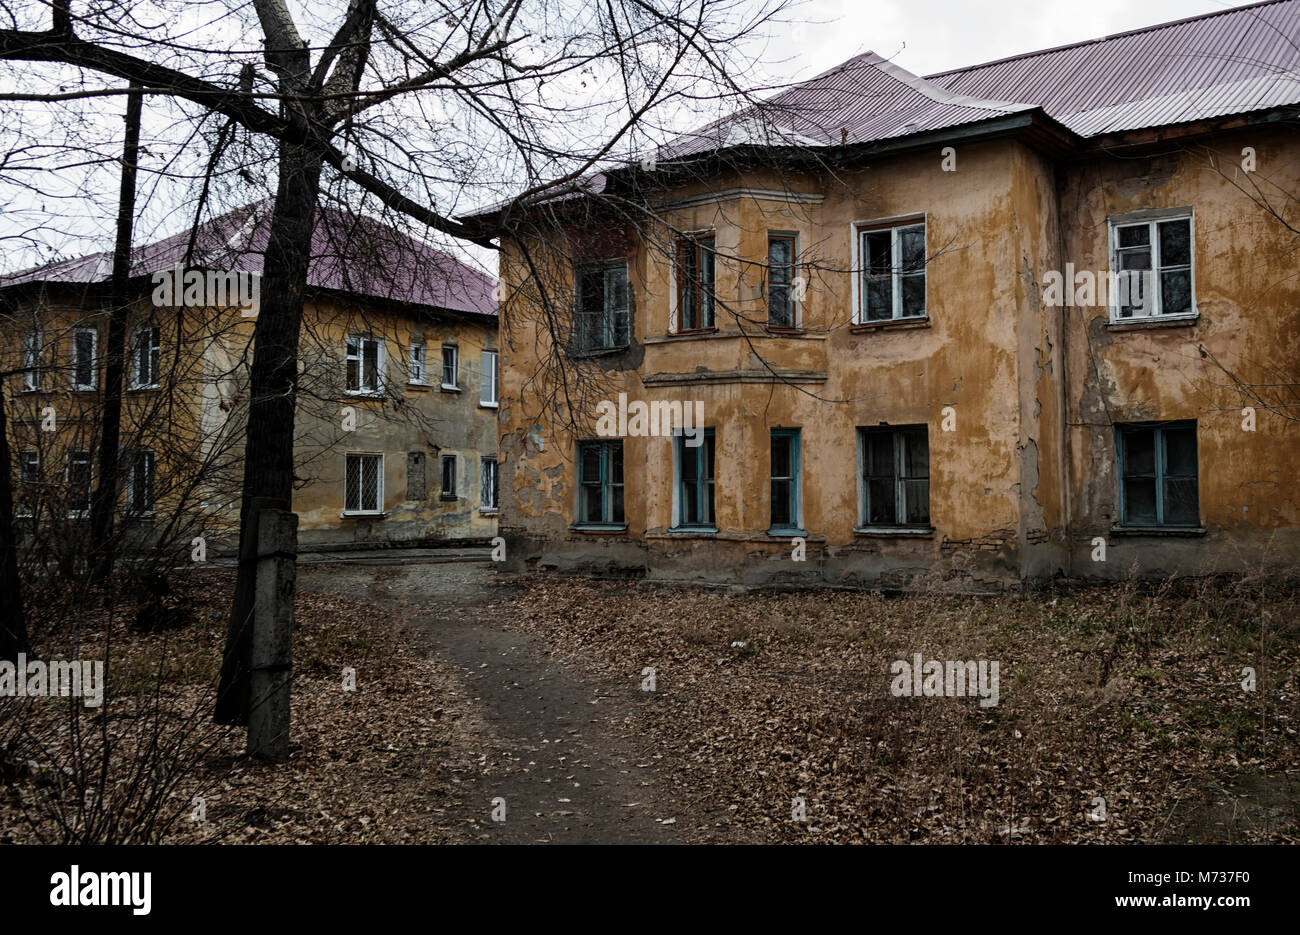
71 327 97 390
130 323 161 389
1107 208 1196 322
409 341 427 384
22 329 41 392
851 215 927 325
66 450 93 517
126 449 155 515
345 335 385 396
440 454 457 499
480 456 498 512
343 452 384 515
480 350 498 407
441 345 459 390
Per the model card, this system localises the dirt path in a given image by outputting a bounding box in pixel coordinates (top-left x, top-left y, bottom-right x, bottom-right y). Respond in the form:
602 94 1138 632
297 562 684 844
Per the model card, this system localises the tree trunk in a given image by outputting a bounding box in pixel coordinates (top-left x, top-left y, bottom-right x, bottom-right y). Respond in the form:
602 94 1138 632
214 139 322 725
89 86 143 583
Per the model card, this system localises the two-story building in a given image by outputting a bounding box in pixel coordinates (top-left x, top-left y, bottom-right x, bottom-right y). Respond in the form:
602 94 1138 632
476 0 1300 587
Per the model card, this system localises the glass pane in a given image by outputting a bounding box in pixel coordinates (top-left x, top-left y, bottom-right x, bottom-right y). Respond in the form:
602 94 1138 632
901 429 929 478
866 432 894 476
609 443 623 484
610 484 624 523
771 479 791 526
768 238 792 276
580 446 601 484
769 284 792 326
1123 430 1155 476
583 484 602 523
866 276 892 321
1160 269 1192 316
346 457 359 509
1123 477 1158 524
865 231 891 274
1158 219 1191 267
703 434 715 481
1117 224 1150 247
682 479 700 524
900 226 925 271
705 480 715 524
901 274 925 318
606 266 628 309
76 333 93 384
1163 427 1197 475
363 341 378 389
1118 248 1151 271
771 435 791 478
903 479 929 524
1164 478 1198 525
867 478 896 525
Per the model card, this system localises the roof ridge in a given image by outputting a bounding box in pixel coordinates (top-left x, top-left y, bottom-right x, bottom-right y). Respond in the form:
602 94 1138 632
923 0 1294 79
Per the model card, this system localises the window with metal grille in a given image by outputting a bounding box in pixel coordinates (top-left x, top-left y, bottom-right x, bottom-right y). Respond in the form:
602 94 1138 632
345 453 383 513
346 335 383 394
576 440 624 526
1117 422 1199 526
480 457 498 511
857 221 926 323
71 328 97 390
858 426 930 527
574 262 629 350
131 324 160 388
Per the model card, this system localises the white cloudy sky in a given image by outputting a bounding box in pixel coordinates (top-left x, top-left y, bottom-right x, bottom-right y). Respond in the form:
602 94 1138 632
767 0 1258 81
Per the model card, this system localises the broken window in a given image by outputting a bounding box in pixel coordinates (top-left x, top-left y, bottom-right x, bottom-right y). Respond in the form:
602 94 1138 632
574 261 629 350
576 440 624 526
1110 213 1194 319
345 453 383 513
858 221 926 323
1117 422 1199 526
858 426 930 527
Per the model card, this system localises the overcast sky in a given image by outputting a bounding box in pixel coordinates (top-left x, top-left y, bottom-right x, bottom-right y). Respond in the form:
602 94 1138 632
767 0 1261 82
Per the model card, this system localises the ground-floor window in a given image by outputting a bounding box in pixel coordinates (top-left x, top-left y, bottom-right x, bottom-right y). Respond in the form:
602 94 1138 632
66 450 92 516
576 440 624 526
1117 421 1198 526
441 454 457 499
858 426 930 527
480 457 498 511
126 449 154 514
770 428 801 532
674 428 715 529
345 452 383 514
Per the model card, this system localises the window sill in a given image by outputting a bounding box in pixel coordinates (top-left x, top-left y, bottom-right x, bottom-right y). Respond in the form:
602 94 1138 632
479 402 499 409
1109 524 1206 537
1105 314 1198 332
569 523 628 534
569 344 631 359
480 508 499 516
850 316 930 334
440 384 461 393
766 527 807 538
127 384 159 392
344 391 384 400
664 526 718 537
764 325 805 336
341 511 387 519
439 494 459 502
407 381 431 390
70 386 97 392
854 525 935 538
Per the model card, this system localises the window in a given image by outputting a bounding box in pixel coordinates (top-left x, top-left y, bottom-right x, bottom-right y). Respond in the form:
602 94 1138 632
676 235 716 332
480 456 498 511
66 450 92 515
480 350 498 406
858 426 930 527
575 262 629 350
346 335 384 394
1109 212 1194 319
22 330 40 391
576 440 624 526
344 453 383 514
409 342 427 384
71 327 97 390
767 235 797 328
1117 422 1199 526
131 324 160 389
17 450 38 516
441 454 457 499
770 429 801 532
675 428 715 529
857 221 926 323
441 345 459 389
126 449 154 513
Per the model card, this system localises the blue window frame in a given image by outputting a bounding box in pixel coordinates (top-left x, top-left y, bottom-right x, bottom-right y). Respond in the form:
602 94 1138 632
576 440 624 526
1117 421 1198 526
769 428 802 534
674 428 715 529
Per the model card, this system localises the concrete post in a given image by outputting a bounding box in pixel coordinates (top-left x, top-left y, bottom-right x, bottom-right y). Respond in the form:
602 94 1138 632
248 508 298 761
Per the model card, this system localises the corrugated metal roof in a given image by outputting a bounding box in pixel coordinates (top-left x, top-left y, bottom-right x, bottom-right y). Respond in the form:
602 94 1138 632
2 201 497 316
926 0 1300 136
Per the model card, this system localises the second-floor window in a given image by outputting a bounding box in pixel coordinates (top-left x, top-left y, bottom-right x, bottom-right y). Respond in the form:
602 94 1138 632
480 350 498 406
441 345 459 389
858 221 926 323
859 426 930 527
575 261 629 350
346 335 383 394
71 327 97 390
22 329 41 391
131 324 160 389
676 235 715 332
768 235 797 328
409 342 427 384
1109 212 1194 319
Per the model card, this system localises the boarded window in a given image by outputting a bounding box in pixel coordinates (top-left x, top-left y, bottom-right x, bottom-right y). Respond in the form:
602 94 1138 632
407 451 426 500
